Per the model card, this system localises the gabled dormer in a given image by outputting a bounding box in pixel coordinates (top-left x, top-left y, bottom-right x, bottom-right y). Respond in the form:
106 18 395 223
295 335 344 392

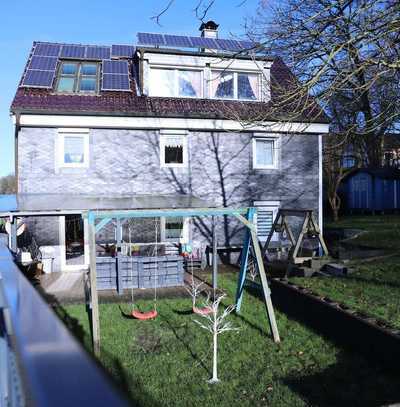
137 22 272 102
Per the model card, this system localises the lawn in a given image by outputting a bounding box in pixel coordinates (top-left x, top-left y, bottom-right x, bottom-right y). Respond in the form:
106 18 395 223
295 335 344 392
63 273 400 407
291 215 400 329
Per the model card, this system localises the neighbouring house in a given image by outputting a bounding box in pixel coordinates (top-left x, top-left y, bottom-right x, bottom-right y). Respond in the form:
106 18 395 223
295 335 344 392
343 168 400 213
10 22 329 278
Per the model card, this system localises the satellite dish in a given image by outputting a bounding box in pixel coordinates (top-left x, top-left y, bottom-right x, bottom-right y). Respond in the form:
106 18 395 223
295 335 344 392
5 218 26 236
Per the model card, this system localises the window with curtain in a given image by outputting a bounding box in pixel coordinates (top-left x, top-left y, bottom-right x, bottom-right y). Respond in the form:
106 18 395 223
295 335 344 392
56 62 99 94
160 134 187 167
211 70 259 100
164 217 184 240
149 68 202 97
60 133 89 167
253 138 278 169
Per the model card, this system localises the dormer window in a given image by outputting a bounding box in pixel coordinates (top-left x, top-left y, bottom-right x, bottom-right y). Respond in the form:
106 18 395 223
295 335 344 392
211 71 259 100
56 61 99 94
149 68 202 98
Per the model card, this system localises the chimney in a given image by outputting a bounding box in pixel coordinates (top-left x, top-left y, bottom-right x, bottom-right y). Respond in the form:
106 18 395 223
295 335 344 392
199 20 219 39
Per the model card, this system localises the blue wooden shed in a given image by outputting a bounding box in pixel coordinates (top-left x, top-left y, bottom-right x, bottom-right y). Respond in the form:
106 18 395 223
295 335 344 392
344 168 400 212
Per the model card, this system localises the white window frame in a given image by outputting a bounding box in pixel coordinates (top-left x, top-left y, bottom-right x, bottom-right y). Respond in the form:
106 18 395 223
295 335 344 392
254 201 280 242
252 136 279 170
57 128 90 168
149 66 204 98
210 70 260 101
160 217 189 243
160 131 188 168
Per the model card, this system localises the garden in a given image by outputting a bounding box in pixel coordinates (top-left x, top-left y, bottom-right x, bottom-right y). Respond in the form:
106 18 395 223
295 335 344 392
62 230 400 407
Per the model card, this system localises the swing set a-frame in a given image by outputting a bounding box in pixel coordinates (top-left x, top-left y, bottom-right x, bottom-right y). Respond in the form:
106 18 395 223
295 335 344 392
85 204 280 356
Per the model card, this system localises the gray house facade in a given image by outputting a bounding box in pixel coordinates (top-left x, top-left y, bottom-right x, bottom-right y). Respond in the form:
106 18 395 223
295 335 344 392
11 24 329 274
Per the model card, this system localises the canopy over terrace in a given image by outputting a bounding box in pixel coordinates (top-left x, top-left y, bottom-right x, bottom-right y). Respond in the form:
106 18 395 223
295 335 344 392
0 193 280 354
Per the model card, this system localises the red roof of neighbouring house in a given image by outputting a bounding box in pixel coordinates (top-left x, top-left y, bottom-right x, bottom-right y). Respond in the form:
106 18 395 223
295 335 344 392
10 42 329 124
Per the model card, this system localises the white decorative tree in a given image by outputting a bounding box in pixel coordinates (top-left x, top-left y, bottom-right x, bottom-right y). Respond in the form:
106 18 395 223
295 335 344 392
185 274 205 309
194 294 239 383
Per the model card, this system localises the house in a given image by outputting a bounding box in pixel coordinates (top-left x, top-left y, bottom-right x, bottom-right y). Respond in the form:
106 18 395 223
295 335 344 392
10 22 329 277
343 168 400 213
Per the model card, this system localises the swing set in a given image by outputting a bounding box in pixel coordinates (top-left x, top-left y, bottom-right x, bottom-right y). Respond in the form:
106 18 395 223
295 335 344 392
85 203 280 356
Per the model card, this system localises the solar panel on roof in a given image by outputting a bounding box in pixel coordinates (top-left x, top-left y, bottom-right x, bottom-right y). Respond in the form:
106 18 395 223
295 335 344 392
215 38 242 51
189 36 219 49
238 40 256 50
137 32 165 46
86 46 111 60
102 60 129 74
33 43 61 57
28 56 58 71
60 45 86 59
22 70 54 87
164 35 193 48
101 73 130 91
111 44 135 58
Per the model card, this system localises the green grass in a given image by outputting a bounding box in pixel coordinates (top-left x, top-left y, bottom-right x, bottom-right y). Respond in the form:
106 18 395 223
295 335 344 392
325 214 400 251
63 273 400 406
291 215 400 328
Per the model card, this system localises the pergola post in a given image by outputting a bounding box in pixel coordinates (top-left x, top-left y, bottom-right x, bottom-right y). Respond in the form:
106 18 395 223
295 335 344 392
88 212 101 356
115 218 123 295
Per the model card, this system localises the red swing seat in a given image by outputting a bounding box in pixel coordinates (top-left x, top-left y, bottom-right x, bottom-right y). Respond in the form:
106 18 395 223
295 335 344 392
131 309 158 320
192 306 213 316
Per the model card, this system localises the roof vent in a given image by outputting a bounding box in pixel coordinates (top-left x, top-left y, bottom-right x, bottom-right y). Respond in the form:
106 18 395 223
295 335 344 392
199 20 219 39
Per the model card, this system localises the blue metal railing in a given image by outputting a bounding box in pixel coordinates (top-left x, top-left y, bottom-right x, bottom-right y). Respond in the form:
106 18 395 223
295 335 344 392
0 242 128 407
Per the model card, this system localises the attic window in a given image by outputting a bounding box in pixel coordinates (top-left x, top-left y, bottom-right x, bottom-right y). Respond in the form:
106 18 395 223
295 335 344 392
56 61 99 94
149 68 202 97
211 71 259 100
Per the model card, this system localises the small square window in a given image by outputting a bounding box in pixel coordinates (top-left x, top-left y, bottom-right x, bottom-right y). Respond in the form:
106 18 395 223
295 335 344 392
160 134 187 168
253 137 278 169
58 132 89 168
161 217 188 242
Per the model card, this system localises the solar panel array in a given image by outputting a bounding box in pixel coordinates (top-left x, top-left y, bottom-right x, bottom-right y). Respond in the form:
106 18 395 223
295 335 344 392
101 60 130 91
21 42 135 90
137 32 257 52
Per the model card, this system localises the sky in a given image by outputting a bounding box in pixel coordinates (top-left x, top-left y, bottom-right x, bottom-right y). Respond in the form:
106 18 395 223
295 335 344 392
0 0 260 177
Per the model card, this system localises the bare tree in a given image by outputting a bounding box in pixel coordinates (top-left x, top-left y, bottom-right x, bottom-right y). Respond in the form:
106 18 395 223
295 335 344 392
194 294 239 383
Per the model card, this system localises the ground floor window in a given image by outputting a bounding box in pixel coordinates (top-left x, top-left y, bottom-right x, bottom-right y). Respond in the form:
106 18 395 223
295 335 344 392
160 131 188 168
161 217 188 242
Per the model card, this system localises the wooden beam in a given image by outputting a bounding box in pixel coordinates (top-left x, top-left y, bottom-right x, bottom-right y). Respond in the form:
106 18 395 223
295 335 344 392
10 218 17 253
250 229 280 343
291 213 310 261
95 218 113 234
88 219 101 356
235 208 255 312
261 211 281 258
85 207 248 221
233 213 256 231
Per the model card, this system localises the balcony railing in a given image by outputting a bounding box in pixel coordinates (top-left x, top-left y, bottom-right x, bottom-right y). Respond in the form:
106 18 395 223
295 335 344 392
0 240 128 407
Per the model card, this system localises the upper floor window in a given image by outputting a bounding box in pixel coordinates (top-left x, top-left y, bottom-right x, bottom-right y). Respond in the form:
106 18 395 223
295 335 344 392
160 133 188 168
149 68 202 98
253 137 278 169
211 71 259 100
56 61 99 94
57 130 90 168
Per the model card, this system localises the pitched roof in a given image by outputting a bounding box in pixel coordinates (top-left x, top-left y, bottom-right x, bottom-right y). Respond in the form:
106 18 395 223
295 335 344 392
11 42 329 124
